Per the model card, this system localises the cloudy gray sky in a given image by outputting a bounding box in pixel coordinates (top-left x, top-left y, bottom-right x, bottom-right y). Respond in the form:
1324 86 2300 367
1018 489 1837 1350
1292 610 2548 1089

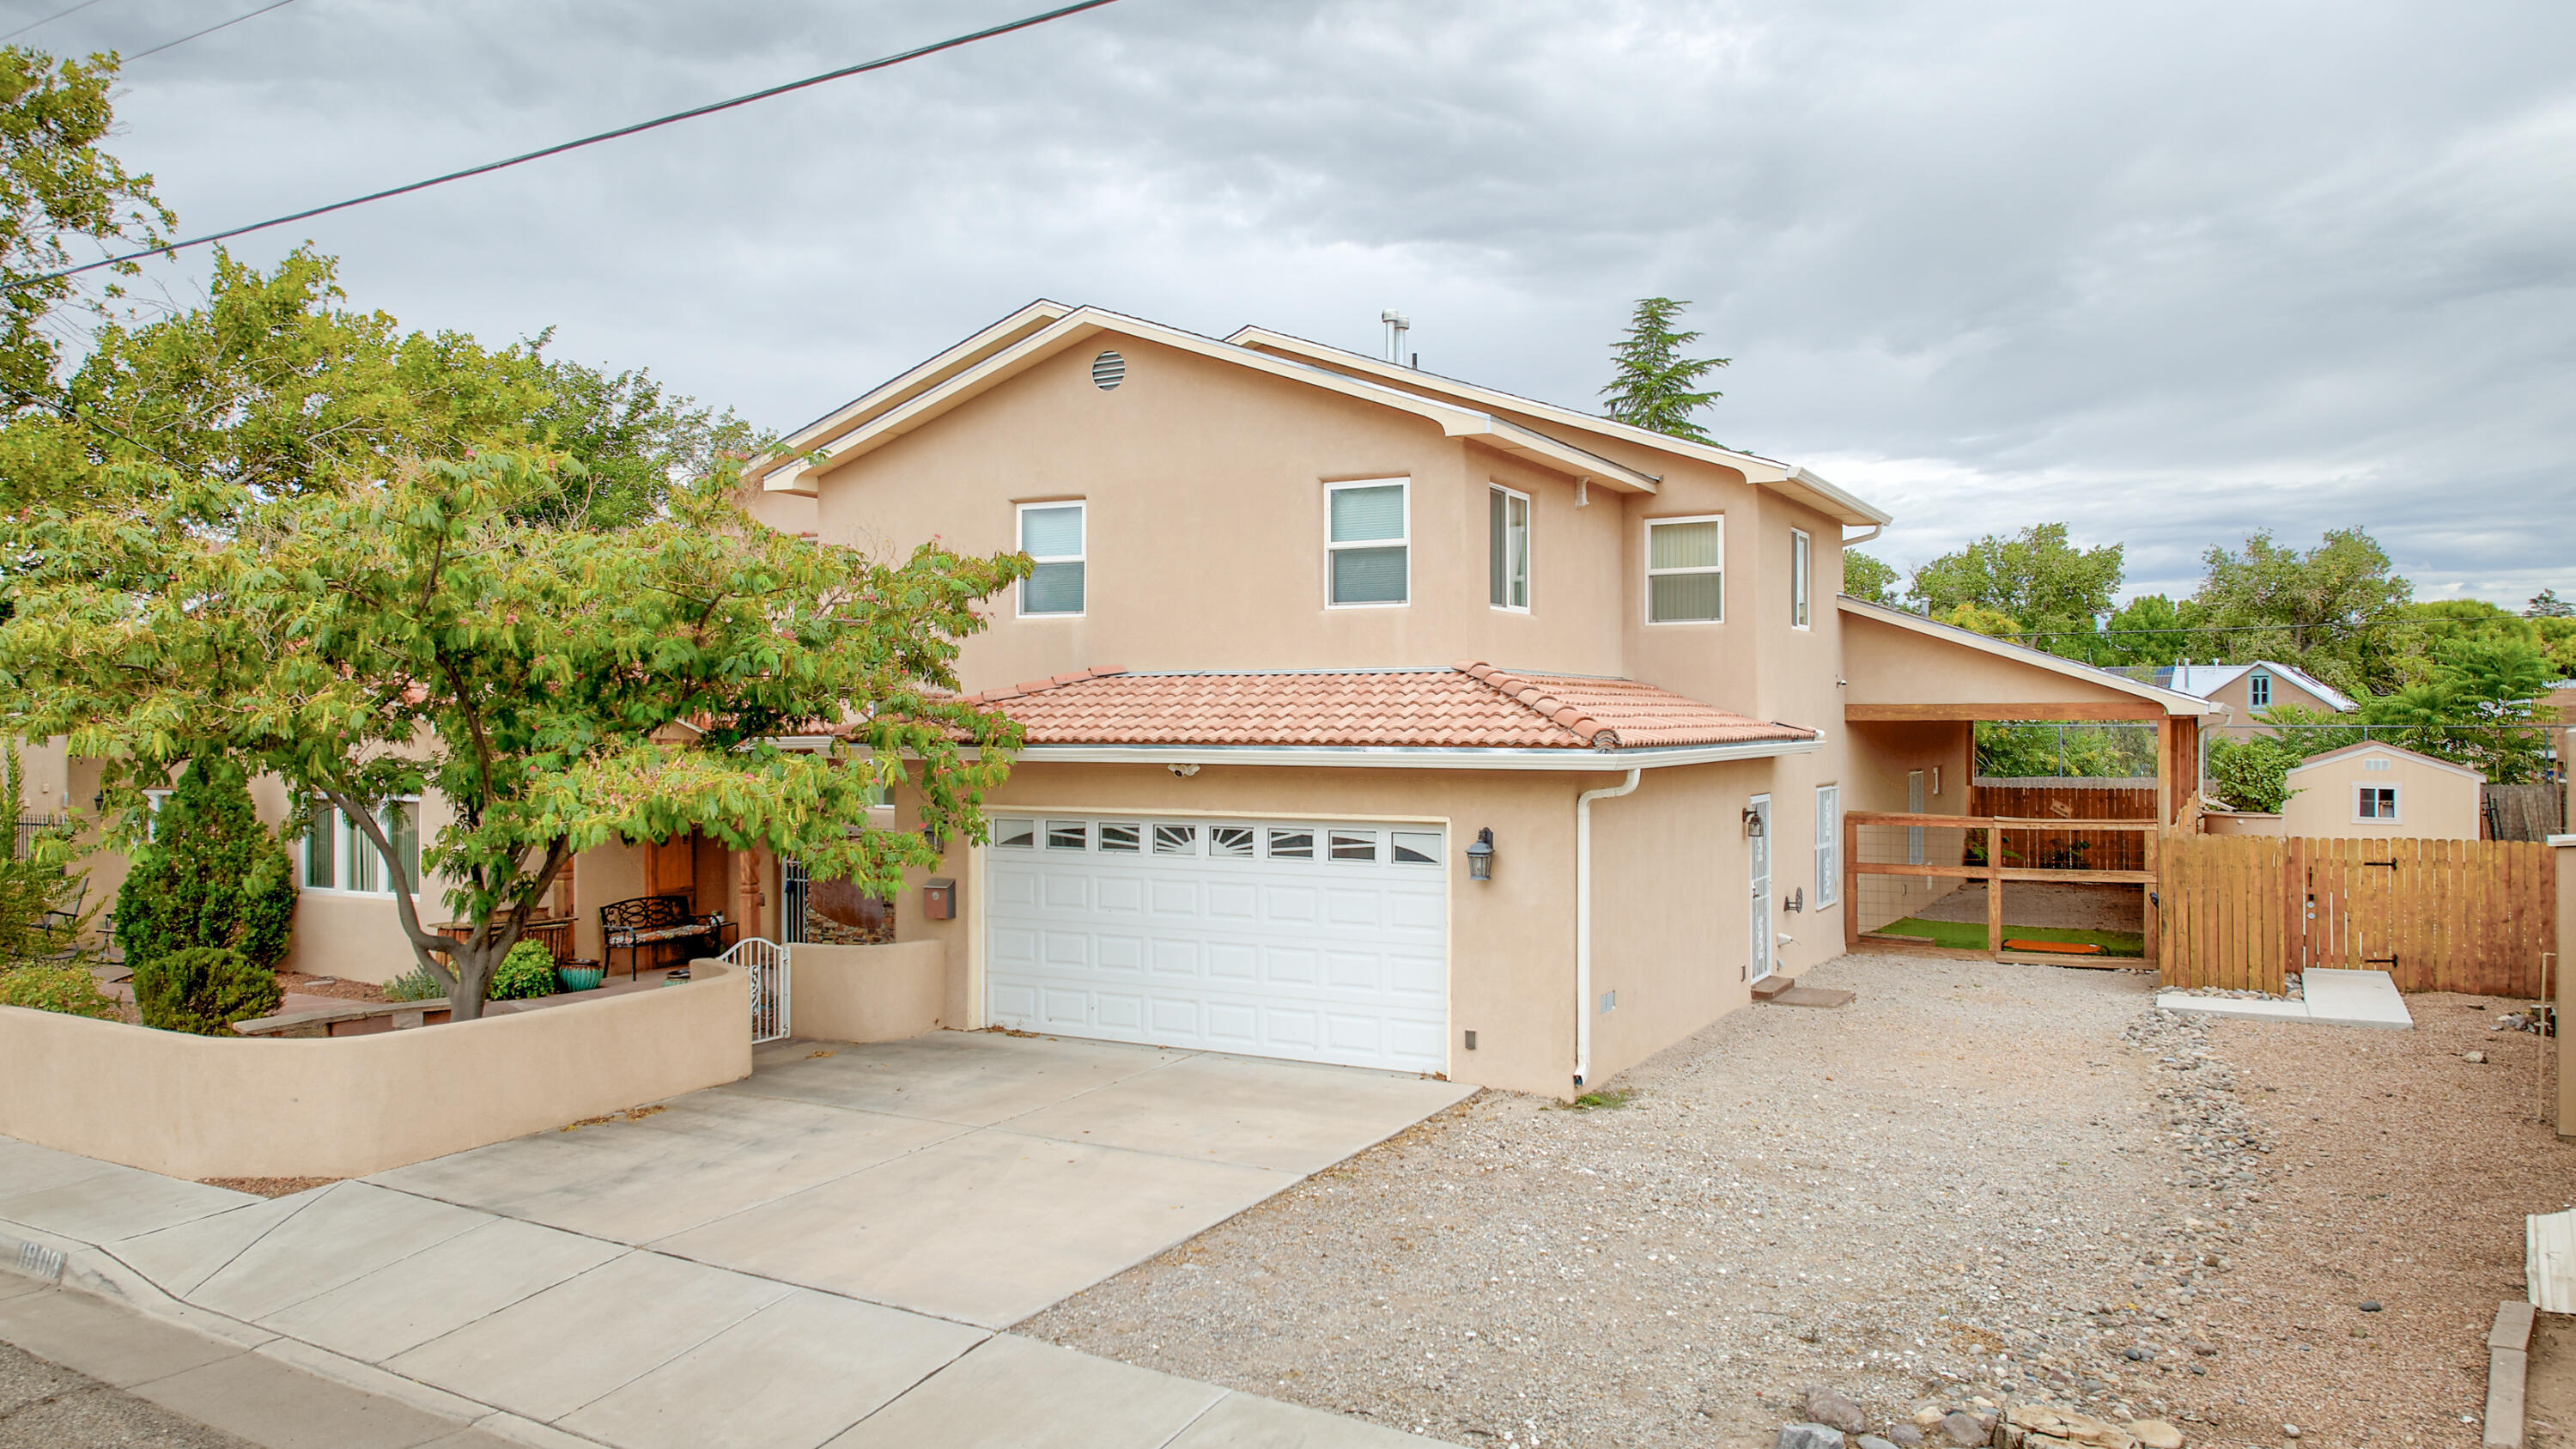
43 0 2576 606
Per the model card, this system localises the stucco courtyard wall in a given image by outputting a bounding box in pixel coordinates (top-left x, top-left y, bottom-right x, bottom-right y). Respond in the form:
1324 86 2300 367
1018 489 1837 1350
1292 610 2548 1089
792 941 948 1043
0 962 751 1180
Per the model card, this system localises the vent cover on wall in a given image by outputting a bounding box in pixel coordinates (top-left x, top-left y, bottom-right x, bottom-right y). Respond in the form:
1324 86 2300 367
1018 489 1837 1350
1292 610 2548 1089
1091 350 1125 389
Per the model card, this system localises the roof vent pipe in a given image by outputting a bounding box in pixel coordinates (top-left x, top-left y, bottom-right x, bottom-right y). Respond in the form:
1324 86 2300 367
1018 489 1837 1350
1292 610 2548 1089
1381 309 1410 364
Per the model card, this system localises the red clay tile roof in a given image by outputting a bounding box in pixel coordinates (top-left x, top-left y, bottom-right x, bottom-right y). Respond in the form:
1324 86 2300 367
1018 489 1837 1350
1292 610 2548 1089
951 661 1816 752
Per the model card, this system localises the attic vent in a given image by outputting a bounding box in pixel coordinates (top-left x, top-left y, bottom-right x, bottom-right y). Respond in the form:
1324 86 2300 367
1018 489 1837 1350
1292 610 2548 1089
1091 350 1125 390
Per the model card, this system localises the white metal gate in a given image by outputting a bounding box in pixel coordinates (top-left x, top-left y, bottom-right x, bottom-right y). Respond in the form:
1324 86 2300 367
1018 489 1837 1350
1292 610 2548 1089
720 937 793 1044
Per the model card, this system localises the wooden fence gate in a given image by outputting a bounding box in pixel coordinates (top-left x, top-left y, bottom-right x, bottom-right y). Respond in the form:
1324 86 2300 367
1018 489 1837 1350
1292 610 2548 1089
2159 835 2557 996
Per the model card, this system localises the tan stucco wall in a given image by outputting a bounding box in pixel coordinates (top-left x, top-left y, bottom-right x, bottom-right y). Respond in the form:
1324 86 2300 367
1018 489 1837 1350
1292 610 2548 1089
2202 670 2340 740
1840 612 2144 709
1583 762 1760 1083
14 736 70 814
893 761 1590 1096
1844 721 1974 929
793 940 948 1043
0 962 751 1179
2281 748 2482 840
2555 837 2574 1138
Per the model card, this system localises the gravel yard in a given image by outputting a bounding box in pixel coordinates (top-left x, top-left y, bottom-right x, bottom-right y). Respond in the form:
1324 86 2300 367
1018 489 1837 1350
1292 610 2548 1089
1021 953 2575 1449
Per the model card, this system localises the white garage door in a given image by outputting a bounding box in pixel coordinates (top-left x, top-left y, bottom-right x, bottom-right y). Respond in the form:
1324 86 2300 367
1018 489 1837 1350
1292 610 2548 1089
983 814 1448 1073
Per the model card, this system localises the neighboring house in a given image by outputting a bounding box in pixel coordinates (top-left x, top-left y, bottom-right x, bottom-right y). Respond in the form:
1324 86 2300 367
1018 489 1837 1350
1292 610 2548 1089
746 300 2216 1097
2127 661 2355 740
2206 741 2483 840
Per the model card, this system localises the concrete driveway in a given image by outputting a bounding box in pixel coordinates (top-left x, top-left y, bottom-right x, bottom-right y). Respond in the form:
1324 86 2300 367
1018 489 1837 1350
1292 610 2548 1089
1 1032 1470 1449
376 1030 1473 1327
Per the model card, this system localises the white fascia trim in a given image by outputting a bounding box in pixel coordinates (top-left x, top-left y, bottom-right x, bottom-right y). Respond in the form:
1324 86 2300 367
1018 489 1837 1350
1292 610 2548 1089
1836 595 2218 716
756 300 1075 491
998 738 1823 771
795 307 1659 493
1224 326 1893 525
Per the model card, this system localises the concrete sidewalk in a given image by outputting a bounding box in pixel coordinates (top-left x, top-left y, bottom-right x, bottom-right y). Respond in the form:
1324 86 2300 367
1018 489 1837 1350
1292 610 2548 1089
0 1033 1465 1449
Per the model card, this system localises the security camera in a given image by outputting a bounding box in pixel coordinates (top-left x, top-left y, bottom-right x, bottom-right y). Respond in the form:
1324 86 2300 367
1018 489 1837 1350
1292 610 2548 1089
1168 763 1200 778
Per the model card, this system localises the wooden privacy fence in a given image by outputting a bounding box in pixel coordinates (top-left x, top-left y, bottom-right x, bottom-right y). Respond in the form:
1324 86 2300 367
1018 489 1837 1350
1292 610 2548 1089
1968 779 2157 871
2159 835 2557 996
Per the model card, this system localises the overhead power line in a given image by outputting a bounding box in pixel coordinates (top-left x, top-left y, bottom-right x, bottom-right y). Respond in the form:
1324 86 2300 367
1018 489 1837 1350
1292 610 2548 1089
0 0 108 43
125 0 300 60
10 0 1124 291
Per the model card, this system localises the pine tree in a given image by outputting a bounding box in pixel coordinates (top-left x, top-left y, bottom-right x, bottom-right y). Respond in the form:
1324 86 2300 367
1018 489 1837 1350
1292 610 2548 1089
1600 297 1729 445
112 756 295 971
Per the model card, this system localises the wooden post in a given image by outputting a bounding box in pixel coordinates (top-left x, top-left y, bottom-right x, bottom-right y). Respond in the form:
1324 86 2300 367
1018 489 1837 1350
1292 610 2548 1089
1843 810 1861 953
2142 826 2160 975
1987 820 2005 956
2154 714 2174 828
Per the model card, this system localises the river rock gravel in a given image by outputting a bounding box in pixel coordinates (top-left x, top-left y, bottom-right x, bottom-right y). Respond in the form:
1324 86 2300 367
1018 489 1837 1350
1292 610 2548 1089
1023 954 2572 1448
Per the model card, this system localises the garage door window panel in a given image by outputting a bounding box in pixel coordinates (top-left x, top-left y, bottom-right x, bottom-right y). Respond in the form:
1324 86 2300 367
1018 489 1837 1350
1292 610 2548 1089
1047 820 1089 850
1392 831 1442 865
993 819 1036 849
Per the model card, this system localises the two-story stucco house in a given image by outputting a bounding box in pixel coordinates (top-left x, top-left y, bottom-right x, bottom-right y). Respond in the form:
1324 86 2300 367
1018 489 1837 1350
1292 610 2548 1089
746 301 2215 1098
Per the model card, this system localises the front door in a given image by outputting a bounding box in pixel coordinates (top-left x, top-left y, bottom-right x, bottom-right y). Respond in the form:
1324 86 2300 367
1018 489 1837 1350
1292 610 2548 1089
1747 794 1774 982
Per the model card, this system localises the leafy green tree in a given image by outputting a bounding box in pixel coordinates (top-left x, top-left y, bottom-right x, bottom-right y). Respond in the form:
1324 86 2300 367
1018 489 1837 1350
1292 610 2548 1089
111 755 295 971
2528 589 2573 619
2100 594 2204 667
1909 524 2123 661
3 248 755 532
2190 529 2416 697
1600 297 1728 445
3 446 1028 1019
0 46 171 404
2404 599 2576 680
2205 734 2304 813
2250 635 2554 782
1934 601 2026 639
518 340 761 530
1842 549 1900 606
1977 721 2156 778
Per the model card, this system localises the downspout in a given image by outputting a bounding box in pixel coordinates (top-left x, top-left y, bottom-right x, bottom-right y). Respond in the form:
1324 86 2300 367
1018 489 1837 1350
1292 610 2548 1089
1574 768 1643 1089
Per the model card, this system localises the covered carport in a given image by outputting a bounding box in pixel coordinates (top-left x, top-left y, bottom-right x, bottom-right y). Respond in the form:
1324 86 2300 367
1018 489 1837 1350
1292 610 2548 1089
1833 598 2220 962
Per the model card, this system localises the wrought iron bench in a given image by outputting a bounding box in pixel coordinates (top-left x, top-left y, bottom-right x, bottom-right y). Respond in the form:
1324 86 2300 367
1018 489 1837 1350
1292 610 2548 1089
598 894 733 979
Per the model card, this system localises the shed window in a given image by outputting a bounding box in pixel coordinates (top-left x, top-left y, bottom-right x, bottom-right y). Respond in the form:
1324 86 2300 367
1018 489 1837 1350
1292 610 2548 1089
2356 786 2399 821
1327 479 1408 606
1018 502 1084 616
1645 516 1723 623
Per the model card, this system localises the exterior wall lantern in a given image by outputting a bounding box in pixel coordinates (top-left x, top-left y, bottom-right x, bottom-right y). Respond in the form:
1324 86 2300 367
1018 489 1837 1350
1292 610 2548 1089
1465 827 1496 881
1741 807 1765 837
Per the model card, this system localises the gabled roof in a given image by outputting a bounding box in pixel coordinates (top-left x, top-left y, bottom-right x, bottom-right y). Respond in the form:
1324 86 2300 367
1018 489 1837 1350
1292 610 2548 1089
1837 596 2219 716
756 301 1660 497
1225 324 1893 527
2285 740 2484 782
951 661 1816 758
2155 661 2358 713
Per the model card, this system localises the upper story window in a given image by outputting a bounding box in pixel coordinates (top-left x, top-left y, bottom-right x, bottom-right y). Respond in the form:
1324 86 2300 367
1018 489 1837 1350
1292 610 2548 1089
1790 527 1812 630
1489 484 1530 612
304 797 421 895
1645 515 1723 624
1018 502 1085 617
1327 478 1408 606
2247 669 2271 709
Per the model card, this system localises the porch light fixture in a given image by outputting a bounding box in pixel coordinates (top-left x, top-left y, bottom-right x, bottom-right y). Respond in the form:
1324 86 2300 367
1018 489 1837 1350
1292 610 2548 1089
1464 827 1496 881
1741 807 1765 837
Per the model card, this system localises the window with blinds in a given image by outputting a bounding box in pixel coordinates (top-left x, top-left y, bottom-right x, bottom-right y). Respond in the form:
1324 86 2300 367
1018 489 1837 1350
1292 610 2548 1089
1814 783 1839 907
1327 479 1408 606
1790 527 1812 629
302 798 421 895
1018 502 1085 616
1645 515 1723 623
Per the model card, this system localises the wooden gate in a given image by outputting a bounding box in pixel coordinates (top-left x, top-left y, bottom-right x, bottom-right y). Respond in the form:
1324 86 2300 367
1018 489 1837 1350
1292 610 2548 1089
2159 836 2556 995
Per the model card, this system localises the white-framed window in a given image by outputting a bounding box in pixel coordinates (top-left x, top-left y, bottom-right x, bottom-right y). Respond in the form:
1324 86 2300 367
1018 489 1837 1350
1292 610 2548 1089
302 797 421 895
1644 514 1723 624
1814 783 1840 907
1327 478 1409 606
2356 785 2399 822
1489 484 1530 612
1790 527 1812 630
143 788 172 841
2248 669 2271 709
1017 502 1085 617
